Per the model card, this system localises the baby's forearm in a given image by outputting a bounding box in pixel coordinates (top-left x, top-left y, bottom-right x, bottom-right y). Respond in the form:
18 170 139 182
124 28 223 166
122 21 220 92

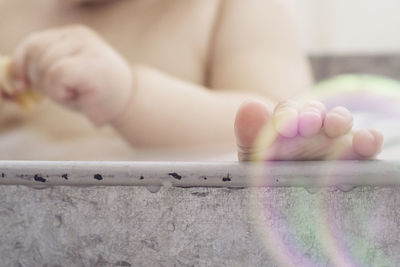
112 66 275 149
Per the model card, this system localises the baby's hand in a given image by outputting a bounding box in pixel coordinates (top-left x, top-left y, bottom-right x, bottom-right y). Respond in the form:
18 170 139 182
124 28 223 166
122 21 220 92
11 25 133 125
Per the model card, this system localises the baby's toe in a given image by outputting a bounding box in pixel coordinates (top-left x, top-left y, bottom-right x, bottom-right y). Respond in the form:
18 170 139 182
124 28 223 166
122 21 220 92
235 100 271 154
353 129 384 158
324 106 353 138
272 101 300 138
299 101 326 138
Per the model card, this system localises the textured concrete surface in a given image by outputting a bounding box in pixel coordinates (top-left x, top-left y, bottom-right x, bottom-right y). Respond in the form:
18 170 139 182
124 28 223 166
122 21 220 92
1 186 400 266
1 55 400 267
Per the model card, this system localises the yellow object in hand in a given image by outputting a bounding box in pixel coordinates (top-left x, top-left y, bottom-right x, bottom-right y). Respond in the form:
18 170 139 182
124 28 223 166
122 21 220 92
0 55 42 110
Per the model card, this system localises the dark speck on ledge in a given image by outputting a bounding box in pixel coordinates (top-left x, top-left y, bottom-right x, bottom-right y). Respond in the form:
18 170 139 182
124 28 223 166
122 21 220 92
34 174 46 183
191 192 209 197
62 174 68 180
140 176 144 180
94 174 103 181
114 260 132 266
1 173 4 178
168 173 182 180
222 173 231 182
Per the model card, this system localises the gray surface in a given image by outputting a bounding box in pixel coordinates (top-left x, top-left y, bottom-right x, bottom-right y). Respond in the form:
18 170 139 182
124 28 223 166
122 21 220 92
2 161 400 187
1 186 400 266
2 55 400 267
310 54 400 81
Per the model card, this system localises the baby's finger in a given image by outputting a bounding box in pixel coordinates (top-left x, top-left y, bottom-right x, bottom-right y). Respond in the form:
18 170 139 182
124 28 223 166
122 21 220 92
11 35 39 87
35 42 85 90
11 32 54 90
42 58 85 106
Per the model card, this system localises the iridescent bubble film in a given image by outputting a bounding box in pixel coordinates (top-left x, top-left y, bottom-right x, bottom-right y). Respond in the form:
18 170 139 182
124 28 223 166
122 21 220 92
249 74 400 266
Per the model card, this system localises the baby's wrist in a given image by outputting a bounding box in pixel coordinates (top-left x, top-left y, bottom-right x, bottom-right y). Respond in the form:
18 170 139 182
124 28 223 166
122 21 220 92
109 66 139 128
86 61 136 127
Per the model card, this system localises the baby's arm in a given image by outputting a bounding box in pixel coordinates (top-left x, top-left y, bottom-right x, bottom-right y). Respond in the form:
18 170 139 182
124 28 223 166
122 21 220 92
113 0 312 148
112 67 270 148
209 0 312 101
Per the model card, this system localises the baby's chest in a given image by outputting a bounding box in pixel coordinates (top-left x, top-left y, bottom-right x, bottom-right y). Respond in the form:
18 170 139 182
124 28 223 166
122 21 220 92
0 0 219 84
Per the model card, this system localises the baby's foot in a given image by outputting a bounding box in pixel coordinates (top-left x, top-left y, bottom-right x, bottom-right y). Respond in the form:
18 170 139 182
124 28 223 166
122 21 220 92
235 100 383 161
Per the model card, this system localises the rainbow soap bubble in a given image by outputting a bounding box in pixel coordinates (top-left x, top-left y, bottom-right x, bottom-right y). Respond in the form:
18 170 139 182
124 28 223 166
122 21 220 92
248 74 400 266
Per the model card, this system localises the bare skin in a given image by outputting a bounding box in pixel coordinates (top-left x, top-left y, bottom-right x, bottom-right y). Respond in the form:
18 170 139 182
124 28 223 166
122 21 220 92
0 0 383 160
235 101 383 161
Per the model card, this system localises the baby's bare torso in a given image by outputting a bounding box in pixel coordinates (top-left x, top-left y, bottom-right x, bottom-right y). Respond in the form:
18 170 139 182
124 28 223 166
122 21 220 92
0 0 220 160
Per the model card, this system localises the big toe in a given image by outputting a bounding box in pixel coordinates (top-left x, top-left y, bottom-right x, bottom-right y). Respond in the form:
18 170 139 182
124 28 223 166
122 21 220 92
353 129 384 158
235 100 271 154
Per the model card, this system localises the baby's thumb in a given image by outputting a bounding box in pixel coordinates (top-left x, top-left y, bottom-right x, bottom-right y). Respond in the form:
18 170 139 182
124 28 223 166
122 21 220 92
9 59 28 93
0 56 14 94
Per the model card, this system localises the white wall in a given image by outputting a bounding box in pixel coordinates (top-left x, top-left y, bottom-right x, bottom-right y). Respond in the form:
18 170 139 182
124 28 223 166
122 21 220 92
286 0 400 54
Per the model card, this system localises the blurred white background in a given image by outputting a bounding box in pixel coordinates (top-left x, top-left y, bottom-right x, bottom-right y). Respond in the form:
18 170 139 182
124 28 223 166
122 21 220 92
287 0 400 54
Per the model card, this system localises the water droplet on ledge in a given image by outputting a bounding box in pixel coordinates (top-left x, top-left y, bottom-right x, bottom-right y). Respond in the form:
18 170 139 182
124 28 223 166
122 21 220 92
146 185 162 193
304 186 321 194
336 185 357 192
25 184 51 190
